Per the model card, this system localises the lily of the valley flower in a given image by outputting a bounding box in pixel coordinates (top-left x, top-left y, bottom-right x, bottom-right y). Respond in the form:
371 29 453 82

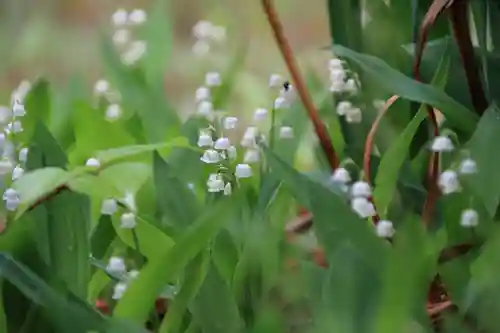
196 86 211 102
279 126 294 139
18 148 28 163
200 149 221 164
120 212 136 229
86 157 101 168
112 282 128 300
107 256 127 275
214 137 231 150
205 72 221 87
331 167 351 184
376 220 395 238
235 164 252 178
197 133 213 148
223 116 238 130
460 209 479 228
351 181 372 198
351 197 376 218
101 198 118 215
128 9 147 25
431 136 454 152
253 108 268 122
438 170 461 194
459 158 477 175
207 173 225 192
11 165 24 181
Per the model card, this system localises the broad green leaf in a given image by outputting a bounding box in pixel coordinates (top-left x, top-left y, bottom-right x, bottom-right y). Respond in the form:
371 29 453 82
45 191 91 298
159 252 210 333
0 285 6 333
466 103 500 216
189 263 244 333
0 253 145 333
212 229 239 284
153 152 200 235
95 137 193 164
68 173 121 199
373 51 450 217
111 214 174 261
91 215 117 260
113 197 233 323
332 44 478 133
99 162 151 194
13 167 71 209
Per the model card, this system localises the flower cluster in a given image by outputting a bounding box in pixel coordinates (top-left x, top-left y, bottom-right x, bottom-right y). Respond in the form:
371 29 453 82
105 256 140 299
100 191 138 229
330 165 395 238
191 20 226 56
431 135 479 228
329 58 362 124
111 8 148 66
1 81 32 212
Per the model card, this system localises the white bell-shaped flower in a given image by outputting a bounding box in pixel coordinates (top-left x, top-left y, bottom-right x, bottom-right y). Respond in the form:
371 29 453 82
331 167 351 184
101 199 118 215
459 158 477 175
207 174 225 192
86 157 101 168
120 212 136 229
223 116 238 130
235 164 252 178
351 197 376 218
214 137 231 150
438 170 461 194
351 181 372 198
200 149 221 164
107 256 127 275
431 136 454 152
376 220 395 238
460 209 479 228
197 133 213 148
279 126 294 139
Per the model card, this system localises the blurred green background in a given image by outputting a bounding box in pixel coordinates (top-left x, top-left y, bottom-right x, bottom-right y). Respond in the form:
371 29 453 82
0 0 332 114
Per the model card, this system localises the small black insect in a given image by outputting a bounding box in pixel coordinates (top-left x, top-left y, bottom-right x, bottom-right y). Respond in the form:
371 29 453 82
283 80 290 91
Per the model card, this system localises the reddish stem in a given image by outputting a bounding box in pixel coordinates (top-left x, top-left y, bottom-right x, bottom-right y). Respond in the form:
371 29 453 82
363 95 401 224
413 0 449 226
261 0 339 171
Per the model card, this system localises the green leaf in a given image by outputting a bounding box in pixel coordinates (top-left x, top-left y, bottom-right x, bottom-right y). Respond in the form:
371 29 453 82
189 262 244 333
0 253 146 333
141 0 172 83
111 214 174 261
99 162 151 194
373 51 450 217
373 216 437 333
13 167 71 209
68 173 121 199
332 44 478 133
465 103 500 217
45 191 91 298
263 146 388 268
159 252 210 333
113 197 234 324
70 101 135 165
153 152 200 235
95 137 193 164
21 79 51 142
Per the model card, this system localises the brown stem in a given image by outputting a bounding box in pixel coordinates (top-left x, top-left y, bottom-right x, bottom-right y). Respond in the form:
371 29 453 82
449 0 488 115
413 0 451 226
261 0 339 171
